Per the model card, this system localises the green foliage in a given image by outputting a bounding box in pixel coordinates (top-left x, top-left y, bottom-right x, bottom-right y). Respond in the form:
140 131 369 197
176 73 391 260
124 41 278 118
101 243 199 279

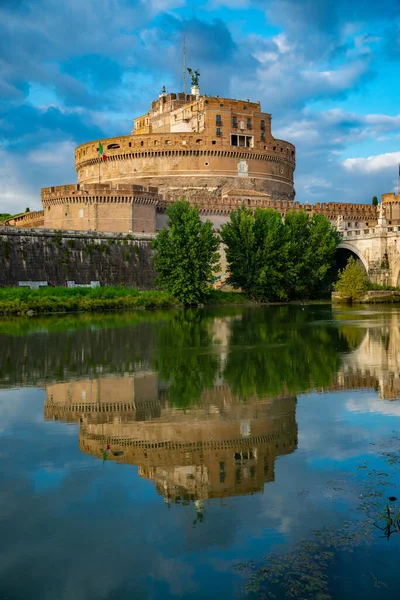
0 287 179 315
221 207 340 301
334 256 368 302
284 212 340 300
0 286 246 316
223 306 352 399
0 213 12 222
153 310 219 408
220 206 287 300
25 207 30 213
372 196 379 206
153 200 220 305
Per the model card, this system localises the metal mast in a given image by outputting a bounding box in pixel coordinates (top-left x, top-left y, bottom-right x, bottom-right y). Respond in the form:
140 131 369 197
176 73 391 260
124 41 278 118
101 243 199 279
183 32 187 96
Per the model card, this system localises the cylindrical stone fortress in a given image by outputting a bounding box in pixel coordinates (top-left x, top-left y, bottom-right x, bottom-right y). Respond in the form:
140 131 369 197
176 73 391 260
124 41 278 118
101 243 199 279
75 93 296 202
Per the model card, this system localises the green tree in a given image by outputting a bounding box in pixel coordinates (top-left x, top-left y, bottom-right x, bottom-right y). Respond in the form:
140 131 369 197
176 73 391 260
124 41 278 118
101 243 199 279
334 256 368 302
372 196 378 206
283 212 341 300
220 206 287 300
153 200 220 305
25 207 30 213
221 207 340 301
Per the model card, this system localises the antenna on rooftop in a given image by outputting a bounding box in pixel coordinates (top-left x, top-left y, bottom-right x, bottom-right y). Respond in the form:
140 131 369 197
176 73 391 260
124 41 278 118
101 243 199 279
183 32 187 96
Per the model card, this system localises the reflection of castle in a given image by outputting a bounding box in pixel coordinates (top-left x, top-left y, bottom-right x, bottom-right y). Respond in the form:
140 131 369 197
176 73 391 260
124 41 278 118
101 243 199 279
45 375 298 502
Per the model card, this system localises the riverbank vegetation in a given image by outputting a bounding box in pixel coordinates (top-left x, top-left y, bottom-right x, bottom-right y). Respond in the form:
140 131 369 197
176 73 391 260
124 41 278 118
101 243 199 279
153 200 220 304
0 286 250 316
221 206 340 301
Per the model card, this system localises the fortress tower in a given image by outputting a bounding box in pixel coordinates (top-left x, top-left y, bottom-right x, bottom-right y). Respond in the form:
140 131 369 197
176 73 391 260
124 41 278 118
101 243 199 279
75 88 296 203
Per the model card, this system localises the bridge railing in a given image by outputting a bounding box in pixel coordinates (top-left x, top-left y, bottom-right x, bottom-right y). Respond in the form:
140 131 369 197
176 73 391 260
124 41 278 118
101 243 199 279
340 226 400 239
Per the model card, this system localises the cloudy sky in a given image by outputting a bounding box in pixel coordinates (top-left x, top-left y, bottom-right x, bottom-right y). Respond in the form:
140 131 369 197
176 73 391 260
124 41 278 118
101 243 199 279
1 0 400 214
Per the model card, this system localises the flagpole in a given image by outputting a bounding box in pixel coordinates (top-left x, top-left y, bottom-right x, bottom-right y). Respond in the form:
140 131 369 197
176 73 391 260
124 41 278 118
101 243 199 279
98 140 101 184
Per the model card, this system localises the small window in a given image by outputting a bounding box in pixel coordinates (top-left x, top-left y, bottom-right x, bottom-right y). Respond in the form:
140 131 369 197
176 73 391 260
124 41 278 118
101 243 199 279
261 119 265 130
261 133 265 141
165 140 171 145
231 134 238 146
107 143 120 149
140 141 144 146
247 118 252 129
216 127 221 136
220 472 226 483
220 103 224 107
129 142 131 147
212 140 216 145
232 116 237 127
154 140 158 145
273 146 276 150
79 209 84 218
219 462 225 471
196 139 202 144
216 115 222 125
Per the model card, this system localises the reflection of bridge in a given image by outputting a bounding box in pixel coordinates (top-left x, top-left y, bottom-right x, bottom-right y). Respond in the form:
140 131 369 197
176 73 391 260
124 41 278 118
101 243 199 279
335 317 400 400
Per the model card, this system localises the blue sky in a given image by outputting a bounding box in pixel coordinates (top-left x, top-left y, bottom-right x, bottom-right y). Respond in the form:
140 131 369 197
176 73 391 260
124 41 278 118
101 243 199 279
1 0 400 214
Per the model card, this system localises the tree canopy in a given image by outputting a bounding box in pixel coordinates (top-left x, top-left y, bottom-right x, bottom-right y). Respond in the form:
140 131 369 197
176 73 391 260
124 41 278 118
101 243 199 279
334 256 368 302
153 200 220 305
372 196 378 206
221 207 340 301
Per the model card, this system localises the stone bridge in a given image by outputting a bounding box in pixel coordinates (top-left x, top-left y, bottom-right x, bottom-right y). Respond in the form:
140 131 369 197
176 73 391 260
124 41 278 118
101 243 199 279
338 215 400 286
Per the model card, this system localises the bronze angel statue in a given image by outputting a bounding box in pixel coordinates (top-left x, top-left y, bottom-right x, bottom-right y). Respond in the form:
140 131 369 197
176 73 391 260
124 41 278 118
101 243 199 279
187 68 200 87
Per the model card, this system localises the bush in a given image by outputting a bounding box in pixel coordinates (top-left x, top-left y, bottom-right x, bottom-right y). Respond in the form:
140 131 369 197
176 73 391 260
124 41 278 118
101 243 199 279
334 256 368 302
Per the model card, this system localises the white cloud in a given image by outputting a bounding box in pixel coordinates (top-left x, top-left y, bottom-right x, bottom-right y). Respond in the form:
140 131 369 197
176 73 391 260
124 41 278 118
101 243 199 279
343 151 400 174
28 140 76 166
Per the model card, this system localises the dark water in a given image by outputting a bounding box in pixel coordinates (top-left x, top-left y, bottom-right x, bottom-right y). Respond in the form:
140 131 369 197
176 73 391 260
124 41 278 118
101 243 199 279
1 305 400 599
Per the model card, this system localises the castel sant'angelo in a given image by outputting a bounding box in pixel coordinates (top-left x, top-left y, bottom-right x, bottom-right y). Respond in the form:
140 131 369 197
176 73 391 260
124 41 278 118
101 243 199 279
6 71 399 233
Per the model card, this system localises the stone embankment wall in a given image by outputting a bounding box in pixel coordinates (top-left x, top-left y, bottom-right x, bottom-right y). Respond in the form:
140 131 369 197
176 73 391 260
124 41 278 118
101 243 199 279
332 290 400 304
0 227 156 288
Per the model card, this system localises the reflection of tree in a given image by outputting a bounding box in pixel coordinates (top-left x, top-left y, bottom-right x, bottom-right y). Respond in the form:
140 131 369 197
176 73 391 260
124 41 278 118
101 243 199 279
153 310 220 408
223 307 358 399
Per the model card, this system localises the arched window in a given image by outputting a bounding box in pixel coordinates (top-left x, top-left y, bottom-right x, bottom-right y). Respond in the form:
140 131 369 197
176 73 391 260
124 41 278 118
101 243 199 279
107 143 120 149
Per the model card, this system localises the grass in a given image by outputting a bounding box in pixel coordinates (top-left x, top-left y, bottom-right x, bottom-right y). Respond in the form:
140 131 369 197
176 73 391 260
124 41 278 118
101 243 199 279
0 287 251 316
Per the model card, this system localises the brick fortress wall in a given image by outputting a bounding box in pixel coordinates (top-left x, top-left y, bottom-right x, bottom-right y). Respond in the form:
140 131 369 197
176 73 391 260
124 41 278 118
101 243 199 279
0 228 156 287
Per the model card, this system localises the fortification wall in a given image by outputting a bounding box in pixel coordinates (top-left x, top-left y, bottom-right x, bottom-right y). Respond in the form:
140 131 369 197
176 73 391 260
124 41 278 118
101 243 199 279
40 183 159 233
75 134 296 201
0 228 156 287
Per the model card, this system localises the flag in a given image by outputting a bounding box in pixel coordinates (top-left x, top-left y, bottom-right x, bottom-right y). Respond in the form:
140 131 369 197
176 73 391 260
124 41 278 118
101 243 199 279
98 142 107 161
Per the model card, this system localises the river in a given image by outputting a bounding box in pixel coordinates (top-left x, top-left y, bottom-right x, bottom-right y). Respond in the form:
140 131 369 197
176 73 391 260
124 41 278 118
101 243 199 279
1 305 400 599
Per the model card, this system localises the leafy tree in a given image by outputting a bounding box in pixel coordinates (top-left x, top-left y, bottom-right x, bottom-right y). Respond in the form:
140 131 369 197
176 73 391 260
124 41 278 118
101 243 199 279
220 206 287 300
334 256 368 302
221 207 340 301
153 200 220 305
372 196 378 206
0 213 12 222
25 207 30 213
283 212 341 300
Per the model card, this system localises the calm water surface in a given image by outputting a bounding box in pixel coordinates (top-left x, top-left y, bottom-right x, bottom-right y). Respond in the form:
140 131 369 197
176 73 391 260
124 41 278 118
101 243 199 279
1 305 400 599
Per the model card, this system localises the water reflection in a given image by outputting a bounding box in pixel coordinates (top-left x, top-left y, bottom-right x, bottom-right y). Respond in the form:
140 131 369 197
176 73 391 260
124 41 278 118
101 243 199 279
45 376 298 502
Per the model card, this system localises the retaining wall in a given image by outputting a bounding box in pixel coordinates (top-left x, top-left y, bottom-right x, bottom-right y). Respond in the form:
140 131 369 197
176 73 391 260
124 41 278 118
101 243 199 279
0 228 156 288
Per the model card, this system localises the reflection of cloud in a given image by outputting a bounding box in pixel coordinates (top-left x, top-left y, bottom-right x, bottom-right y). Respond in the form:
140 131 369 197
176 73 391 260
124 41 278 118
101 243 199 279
346 395 400 417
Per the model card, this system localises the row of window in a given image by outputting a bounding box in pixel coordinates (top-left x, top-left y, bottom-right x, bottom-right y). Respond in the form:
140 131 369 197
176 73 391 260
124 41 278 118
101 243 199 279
215 116 266 130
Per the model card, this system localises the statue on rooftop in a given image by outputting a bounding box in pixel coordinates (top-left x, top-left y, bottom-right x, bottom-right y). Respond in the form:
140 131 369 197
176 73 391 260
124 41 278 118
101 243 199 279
379 202 386 220
187 68 200 87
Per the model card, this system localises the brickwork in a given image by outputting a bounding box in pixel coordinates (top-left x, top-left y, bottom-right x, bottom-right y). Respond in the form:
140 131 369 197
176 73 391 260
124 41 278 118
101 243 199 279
75 92 296 202
0 227 156 287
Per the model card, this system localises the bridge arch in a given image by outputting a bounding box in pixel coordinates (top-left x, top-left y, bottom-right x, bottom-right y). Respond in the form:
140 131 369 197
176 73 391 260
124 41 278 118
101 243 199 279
337 241 369 274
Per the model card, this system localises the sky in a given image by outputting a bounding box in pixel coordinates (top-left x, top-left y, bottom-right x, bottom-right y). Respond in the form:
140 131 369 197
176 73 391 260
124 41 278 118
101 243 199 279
0 0 400 214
